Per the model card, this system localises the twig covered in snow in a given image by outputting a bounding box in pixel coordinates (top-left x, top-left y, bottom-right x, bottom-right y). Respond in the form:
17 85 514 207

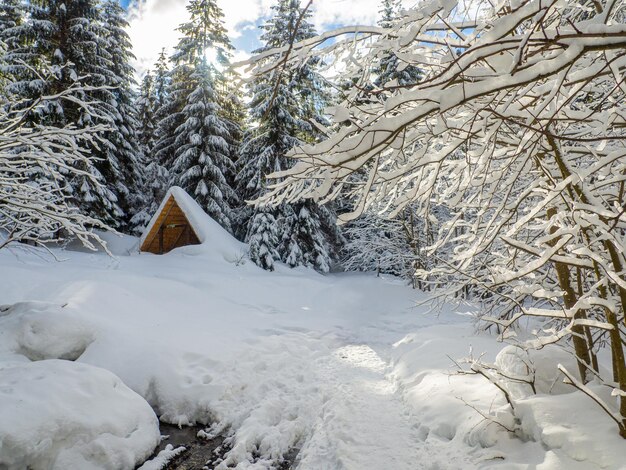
137 444 187 470
0 79 111 251
559 364 626 436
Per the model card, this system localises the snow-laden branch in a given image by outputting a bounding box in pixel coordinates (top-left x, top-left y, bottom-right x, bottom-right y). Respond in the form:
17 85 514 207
0 83 112 251
242 0 626 436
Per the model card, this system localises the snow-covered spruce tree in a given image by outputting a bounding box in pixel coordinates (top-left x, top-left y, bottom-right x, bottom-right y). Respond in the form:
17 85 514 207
136 49 171 226
100 0 145 232
0 0 24 90
247 209 280 271
1 1 63 110
171 60 236 230
154 0 233 175
0 0 22 36
157 0 237 232
153 63 184 179
152 50 170 110
237 0 338 272
137 72 157 161
5 0 133 228
248 0 626 437
130 70 166 233
216 65 245 212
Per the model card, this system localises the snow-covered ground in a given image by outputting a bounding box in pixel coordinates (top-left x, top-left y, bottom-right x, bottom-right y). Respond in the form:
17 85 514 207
1 230 625 469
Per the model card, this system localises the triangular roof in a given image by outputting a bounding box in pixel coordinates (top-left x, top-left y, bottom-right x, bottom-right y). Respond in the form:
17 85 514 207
139 186 205 254
139 186 247 258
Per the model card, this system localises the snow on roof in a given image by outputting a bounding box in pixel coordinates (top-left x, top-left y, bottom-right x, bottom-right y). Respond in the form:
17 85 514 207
139 186 246 260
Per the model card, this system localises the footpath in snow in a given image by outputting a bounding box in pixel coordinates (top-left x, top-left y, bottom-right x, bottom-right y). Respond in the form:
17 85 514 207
0 230 625 469
295 343 475 469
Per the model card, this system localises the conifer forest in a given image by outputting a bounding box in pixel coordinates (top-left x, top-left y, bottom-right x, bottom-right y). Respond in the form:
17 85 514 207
1 0 626 469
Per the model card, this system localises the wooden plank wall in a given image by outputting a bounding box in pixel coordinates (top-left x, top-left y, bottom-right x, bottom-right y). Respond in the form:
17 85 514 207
140 197 201 254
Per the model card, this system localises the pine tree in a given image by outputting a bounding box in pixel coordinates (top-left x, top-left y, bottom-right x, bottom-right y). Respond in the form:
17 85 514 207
100 0 145 231
3 0 126 226
0 0 22 33
171 61 236 230
153 48 181 172
281 204 332 272
1 0 149 234
155 0 237 232
236 0 339 272
153 75 185 175
235 54 304 263
133 51 170 232
137 72 157 155
217 66 245 218
0 0 23 89
378 0 401 29
247 210 280 271
152 50 170 109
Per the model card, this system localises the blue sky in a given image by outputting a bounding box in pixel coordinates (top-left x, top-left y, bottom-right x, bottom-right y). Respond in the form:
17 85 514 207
121 0 389 75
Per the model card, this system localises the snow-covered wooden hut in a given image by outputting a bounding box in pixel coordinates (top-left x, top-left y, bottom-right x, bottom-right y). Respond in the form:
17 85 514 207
139 187 203 254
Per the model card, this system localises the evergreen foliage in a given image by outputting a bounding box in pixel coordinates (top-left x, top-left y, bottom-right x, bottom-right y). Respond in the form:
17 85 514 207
132 51 170 233
0 0 23 88
100 0 145 230
246 210 280 271
3 0 143 230
171 61 236 231
236 0 340 272
153 0 238 233
137 72 158 156
217 66 246 219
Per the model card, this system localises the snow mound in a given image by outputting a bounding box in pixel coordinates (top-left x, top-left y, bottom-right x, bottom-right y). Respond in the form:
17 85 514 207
139 186 247 263
0 359 160 470
0 301 94 362
516 390 625 469
495 345 578 398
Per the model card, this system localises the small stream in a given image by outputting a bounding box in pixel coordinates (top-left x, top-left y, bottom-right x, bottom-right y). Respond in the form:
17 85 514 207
151 422 224 469
145 422 298 469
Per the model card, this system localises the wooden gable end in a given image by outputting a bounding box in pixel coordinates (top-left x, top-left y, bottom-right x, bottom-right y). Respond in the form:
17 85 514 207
140 196 201 254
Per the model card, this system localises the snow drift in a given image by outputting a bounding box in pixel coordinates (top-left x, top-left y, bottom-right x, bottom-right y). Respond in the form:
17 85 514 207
0 360 160 470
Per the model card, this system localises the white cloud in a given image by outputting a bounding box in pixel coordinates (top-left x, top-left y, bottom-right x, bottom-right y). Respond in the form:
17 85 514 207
128 0 272 75
310 0 380 28
127 0 189 74
126 0 411 76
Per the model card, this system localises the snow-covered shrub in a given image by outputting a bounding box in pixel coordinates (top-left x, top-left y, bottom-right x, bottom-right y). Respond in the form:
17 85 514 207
495 345 580 399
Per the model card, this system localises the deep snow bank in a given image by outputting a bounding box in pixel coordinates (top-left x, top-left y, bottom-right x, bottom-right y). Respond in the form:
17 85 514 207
390 330 626 469
0 301 95 362
0 301 160 469
0 360 160 470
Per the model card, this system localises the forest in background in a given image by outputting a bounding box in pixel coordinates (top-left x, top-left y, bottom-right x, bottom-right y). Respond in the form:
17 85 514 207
0 0 428 276
2 0 626 441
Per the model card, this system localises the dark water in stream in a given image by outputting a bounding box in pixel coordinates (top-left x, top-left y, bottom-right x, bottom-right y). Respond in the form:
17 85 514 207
139 422 298 469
